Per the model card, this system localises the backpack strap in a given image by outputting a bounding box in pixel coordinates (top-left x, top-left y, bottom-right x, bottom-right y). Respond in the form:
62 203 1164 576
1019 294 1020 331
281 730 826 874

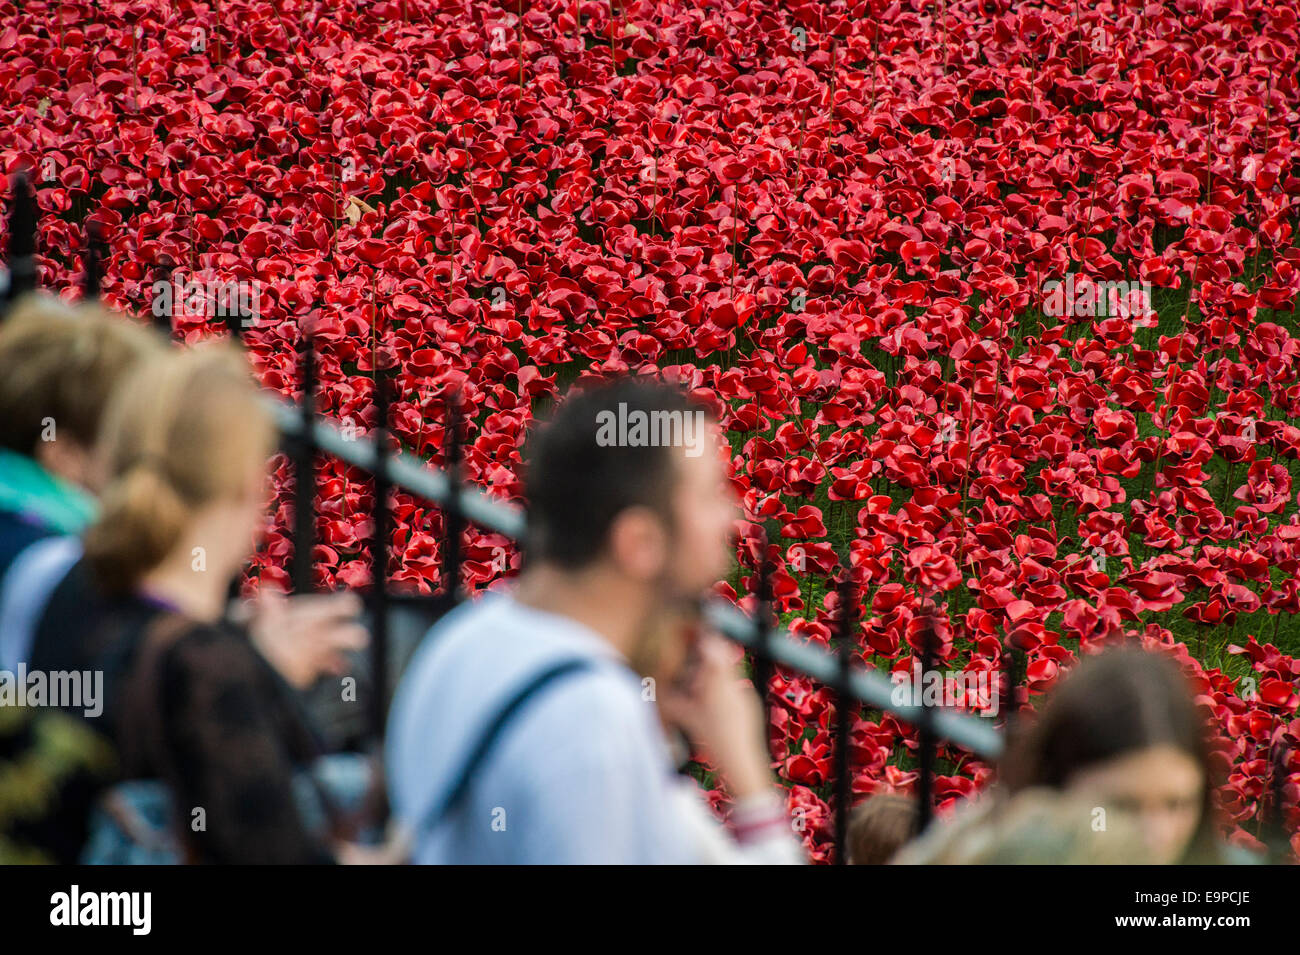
416 658 595 838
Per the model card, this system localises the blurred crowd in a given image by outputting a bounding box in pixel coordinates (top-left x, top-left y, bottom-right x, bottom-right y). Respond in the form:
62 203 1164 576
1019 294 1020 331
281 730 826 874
0 293 1258 865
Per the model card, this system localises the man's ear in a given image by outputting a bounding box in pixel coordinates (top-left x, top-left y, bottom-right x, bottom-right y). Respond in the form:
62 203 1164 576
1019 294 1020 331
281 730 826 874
606 506 669 583
33 438 97 491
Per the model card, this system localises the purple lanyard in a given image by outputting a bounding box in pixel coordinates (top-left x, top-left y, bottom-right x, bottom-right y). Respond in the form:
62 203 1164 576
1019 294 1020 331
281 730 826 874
135 589 185 616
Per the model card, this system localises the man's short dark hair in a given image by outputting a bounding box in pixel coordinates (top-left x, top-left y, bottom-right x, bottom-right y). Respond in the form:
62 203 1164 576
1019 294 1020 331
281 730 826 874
524 378 713 569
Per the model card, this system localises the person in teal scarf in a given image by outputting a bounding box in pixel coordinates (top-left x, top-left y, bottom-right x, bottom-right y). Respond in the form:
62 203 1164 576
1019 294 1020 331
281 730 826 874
0 295 163 581
0 293 164 863
0 445 98 535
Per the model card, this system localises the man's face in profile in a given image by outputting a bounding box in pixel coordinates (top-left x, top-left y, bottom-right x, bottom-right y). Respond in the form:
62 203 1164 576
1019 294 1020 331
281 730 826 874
628 419 736 688
663 419 738 598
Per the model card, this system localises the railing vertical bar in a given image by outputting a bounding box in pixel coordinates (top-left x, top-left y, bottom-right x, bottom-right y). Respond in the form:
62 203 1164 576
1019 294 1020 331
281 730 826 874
152 264 174 339
370 370 392 741
832 572 856 864
1003 629 1022 725
3 171 38 309
753 543 775 751
291 337 316 594
1268 739 1291 864
81 222 103 300
441 390 464 604
916 615 938 834
225 289 244 341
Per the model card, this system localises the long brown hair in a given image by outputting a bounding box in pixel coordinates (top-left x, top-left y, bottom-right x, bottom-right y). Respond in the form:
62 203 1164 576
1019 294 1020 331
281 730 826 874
1001 648 1224 864
83 342 273 594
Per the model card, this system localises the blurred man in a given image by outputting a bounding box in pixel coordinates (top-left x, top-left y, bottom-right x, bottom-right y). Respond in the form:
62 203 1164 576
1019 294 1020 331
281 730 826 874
388 378 792 863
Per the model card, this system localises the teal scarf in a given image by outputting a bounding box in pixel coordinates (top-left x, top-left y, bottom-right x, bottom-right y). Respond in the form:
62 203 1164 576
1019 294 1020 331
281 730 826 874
0 448 98 534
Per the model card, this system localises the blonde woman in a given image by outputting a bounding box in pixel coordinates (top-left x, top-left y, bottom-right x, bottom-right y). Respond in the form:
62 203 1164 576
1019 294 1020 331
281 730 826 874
73 342 367 863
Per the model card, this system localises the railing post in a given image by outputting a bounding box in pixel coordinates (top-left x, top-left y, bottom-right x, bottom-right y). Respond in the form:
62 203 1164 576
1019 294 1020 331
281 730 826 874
225 287 244 341
219 314 249 624
370 369 391 741
152 263 174 339
2 171 37 310
1001 629 1021 729
753 528 775 737
832 572 857 864
1268 738 1292 864
81 221 103 300
915 614 939 834
291 337 316 594
441 390 464 604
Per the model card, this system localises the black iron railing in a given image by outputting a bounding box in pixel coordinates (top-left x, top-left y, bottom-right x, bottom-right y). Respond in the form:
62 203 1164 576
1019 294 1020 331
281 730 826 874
265 337 1005 865
6 173 1291 864
264 369 1005 758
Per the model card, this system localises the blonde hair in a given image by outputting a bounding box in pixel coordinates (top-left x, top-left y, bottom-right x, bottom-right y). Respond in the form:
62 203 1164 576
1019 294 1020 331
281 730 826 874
0 293 165 455
847 793 918 864
83 342 275 594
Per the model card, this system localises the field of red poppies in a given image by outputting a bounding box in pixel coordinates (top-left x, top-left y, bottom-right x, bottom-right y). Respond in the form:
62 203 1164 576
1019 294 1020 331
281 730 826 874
4 0 1300 861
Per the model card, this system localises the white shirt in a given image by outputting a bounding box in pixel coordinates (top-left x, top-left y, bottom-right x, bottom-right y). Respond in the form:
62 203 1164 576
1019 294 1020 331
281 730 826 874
386 592 695 864
669 778 806 865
